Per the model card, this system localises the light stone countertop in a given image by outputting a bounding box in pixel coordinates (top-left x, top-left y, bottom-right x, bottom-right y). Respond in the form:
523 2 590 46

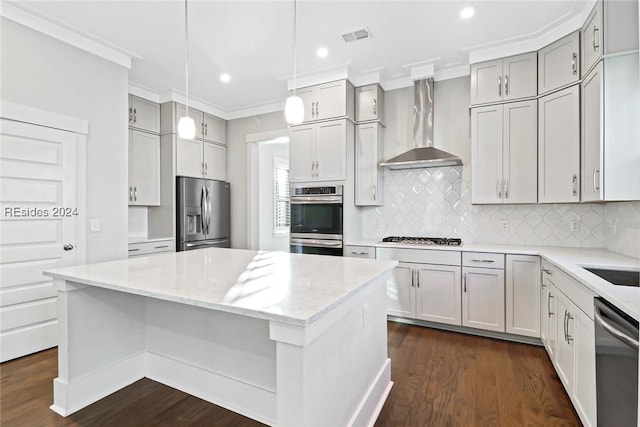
44 248 398 327
347 240 640 321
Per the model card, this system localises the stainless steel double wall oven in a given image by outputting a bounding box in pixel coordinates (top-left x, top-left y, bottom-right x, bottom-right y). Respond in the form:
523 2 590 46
289 185 343 256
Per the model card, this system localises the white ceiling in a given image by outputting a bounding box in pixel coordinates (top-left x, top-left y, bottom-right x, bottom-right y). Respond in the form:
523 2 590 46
8 0 588 118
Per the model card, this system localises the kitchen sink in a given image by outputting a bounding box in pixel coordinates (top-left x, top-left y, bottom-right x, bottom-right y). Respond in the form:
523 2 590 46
583 267 640 287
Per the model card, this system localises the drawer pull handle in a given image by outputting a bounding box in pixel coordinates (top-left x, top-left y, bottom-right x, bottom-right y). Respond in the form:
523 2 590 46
128 248 140 252
471 259 495 263
351 251 368 256
154 245 170 249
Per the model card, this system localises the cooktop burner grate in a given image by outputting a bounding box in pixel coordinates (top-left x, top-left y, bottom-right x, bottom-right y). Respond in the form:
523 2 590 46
381 236 463 246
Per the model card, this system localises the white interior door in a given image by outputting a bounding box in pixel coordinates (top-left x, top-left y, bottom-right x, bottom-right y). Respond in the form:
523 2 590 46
0 118 81 362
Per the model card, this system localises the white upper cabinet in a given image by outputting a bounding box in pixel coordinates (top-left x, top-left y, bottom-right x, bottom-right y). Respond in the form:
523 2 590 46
355 123 384 206
581 0 639 77
128 95 160 134
176 137 204 179
203 141 227 181
293 80 355 123
128 129 160 206
471 100 537 204
356 84 385 124
538 85 580 203
470 52 537 105
202 113 225 144
538 31 580 95
581 55 640 202
161 102 226 145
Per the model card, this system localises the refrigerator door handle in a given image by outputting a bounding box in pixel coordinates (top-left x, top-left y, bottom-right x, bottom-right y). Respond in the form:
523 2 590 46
205 186 211 235
200 186 206 234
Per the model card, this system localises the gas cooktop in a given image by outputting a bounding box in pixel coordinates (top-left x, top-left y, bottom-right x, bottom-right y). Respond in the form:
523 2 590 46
381 236 463 246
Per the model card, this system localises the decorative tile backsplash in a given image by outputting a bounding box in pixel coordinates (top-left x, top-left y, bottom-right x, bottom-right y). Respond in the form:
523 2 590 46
363 166 606 248
604 201 640 259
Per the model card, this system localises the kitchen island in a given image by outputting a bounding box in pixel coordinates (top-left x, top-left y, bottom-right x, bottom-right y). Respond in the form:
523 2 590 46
44 248 397 426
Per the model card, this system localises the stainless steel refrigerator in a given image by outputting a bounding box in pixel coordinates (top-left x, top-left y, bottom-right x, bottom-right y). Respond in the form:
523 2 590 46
177 177 230 251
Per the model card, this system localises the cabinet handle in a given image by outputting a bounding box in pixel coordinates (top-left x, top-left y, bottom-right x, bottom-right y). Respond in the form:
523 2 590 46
566 311 574 342
463 273 468 292
201 162 205 176
548 293 554 318
134 186 137 202
316 101 319 117
373 98 377 116
571 52 577 75
416 270 420 288
128 107 133 123
372 185 376 201
592 168 600 192
593 26 599 51
154 245 170 249
133 108 137 123
128 186 132 202
470 259 495 263
504 74 509 96
205 123 208 136
563 310 568 342
315 161 319 177
572 174 578 197
504 179 509 199
497 179 502 198
498 76 502 96
128 248 140 252
351 251 368 256
411 269 415 287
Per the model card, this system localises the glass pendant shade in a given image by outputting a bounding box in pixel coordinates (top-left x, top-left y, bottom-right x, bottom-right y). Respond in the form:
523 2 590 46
178 116 196 140
285 95 304 125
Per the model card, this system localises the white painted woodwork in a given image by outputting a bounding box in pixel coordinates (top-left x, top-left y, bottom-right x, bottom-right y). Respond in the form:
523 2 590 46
173 103 202 135
202 113 225 144
293 80 355 123
505 255 541 338
385 263 415 318
128 95 160 134
538 85 580 203
355 122 384 206
538 31 580 95
0 119 80 362
296 86 316 123
541 261 597 318
545 285 558 360
581 2 603 76
554 292 575 397
462 267 505 332
463 252 505 269
128 129 160 206
203 142 227 181
416 265 462 326
470 53 536 105
581 54 640 201
573 308 597 427
162 102 226 146
376 248 461 266
344 245 375 259
128 239 175 258
356 84 385 124
471 100 537 204
289 119 348 183
175 136 204 178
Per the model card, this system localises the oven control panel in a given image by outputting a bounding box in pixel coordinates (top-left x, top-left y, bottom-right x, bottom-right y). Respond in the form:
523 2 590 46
294 185 343 196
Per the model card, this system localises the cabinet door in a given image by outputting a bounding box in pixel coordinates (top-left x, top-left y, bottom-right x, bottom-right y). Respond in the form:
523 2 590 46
316 120 346 181
386 263 415 318
175 104 204 138
203 142 226 181
296 86 316 123
462 267 505 332
573 310 597 427
503 100 537 203
416 265 462 326
129 96 160 133
555 294 575 392
505 255 540 337
128 130 160 206
355 123 383 206
470 59 503 105
546 286 558 360
581 2 603 76
538 32 580 94
316 80 346 120
471 105 503 204
581 63 603 202
176 137 204 178
538 85 580 203
356 84 381 122
289 125 315 182
503 52 538 101
203 113 225 144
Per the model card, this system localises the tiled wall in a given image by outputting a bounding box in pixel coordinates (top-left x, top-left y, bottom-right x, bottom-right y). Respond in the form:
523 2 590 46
363 166 606 248
604 201 640 259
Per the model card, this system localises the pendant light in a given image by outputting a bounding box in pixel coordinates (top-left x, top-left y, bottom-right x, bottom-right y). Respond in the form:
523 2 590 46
178 0 196 140
285 0 304 124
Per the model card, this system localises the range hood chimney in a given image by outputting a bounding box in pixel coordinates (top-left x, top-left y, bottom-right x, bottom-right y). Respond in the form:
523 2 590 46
380 78 462 170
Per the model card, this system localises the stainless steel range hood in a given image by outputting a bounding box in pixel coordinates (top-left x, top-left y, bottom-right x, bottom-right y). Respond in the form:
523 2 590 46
380 78 462 170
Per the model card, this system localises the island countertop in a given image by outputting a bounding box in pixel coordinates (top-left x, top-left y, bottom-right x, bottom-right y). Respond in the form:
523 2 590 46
44 247 398 327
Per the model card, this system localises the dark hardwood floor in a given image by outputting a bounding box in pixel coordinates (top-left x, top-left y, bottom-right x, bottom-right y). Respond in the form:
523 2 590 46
0 323 580 427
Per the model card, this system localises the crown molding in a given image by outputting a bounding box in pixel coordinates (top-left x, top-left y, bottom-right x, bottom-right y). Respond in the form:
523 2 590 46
1 2 131 69
128 83 160 103
224 102 284 121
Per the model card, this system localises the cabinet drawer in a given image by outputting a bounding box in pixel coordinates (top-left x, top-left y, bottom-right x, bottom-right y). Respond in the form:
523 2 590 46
541 261 597 318
128 239 175 257
376 248 461 266
344 245 375 259
463 252 505 269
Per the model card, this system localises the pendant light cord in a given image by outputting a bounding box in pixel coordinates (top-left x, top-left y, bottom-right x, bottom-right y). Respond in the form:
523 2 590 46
292 0 297 96
184 0 190 114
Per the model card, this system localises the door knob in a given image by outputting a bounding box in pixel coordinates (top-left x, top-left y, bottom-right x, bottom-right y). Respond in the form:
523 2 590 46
63 244 74 251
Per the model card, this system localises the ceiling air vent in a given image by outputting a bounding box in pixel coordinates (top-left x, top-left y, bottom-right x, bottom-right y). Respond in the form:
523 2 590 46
341 27 372 43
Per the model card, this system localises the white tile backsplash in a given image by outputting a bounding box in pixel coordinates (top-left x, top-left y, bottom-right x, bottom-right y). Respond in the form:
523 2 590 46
363 166 607 248
604 201 640 259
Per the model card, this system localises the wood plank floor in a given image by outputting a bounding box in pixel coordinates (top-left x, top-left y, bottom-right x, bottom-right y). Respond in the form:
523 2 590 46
0 323 580 427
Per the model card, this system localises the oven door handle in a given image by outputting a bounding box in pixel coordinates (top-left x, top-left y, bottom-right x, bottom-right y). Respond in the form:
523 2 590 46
290 238 343 248
595 305 639 349
290 196 342 204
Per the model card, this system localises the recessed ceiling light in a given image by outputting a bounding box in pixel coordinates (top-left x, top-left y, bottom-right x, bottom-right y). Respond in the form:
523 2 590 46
220 73 231 83
460 6 475 19
317 47 329 58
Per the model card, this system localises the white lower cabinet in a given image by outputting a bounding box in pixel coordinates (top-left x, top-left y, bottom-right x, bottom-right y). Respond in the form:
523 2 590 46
505 255 541 337
416 265 462 325
462 266 505 332
386 262 415 318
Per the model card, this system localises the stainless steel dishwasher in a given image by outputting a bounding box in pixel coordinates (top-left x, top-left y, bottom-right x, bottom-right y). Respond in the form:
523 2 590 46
594 297 639 427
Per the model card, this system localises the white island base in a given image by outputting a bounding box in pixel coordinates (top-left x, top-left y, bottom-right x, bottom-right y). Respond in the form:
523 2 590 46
47 250 395 426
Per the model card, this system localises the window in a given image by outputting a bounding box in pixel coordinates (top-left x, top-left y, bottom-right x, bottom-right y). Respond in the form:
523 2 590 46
273 159 290 234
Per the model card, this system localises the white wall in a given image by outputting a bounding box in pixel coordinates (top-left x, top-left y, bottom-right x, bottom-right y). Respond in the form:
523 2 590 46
1 18 129 263
257 143 289 252
227 112 288 249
